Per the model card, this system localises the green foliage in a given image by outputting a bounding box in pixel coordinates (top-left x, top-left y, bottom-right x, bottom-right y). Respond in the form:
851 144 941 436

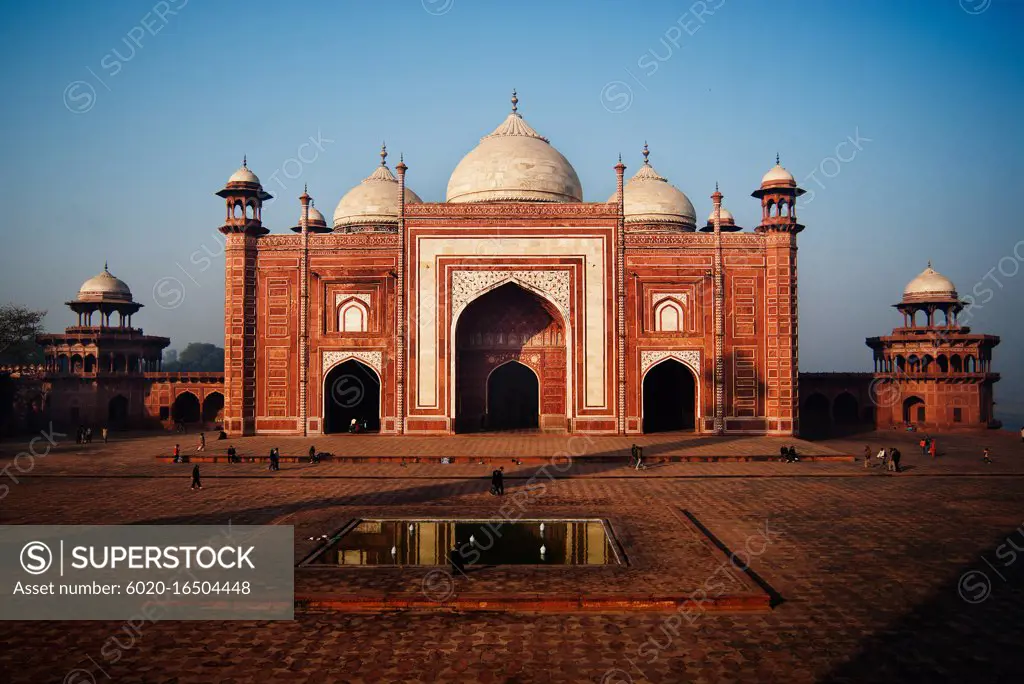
0 304 46 365
163 343 224 372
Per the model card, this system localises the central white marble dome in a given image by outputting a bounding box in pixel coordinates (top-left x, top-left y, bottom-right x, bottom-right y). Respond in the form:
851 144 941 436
446 93 582 203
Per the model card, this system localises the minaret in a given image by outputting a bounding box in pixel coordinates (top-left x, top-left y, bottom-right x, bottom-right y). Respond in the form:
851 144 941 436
299 184 310 436
217 158 272 435
615 152 627 434
395 151 408 434
711 183 725 435
752 156 805 435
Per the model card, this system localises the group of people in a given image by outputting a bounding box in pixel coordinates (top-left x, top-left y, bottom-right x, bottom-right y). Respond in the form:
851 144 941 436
779 446 800 463
76 425 108 444
918 435 938 458
348 418 369 433
865 445 903 472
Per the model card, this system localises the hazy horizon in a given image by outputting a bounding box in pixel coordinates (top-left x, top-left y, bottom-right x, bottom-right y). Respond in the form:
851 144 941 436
1 0 1021 427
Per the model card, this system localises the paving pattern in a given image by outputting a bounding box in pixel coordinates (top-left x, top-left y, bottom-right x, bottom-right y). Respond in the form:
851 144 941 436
0 429 1022 683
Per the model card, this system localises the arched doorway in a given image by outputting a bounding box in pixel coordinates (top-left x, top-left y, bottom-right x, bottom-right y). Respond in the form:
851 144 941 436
642 359 697 433
454 282 566 433
903 396 925 424
108 395 129 425
202 392 224 425
486 361 539 431
833 393 860 426
802 393 831 437
323 359 380 434
171 392 201 425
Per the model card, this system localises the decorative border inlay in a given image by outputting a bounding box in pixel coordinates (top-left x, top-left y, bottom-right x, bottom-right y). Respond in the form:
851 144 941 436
641 349 701 375
652 292 688 306
322 350 382 375
450 270 570 320
335 293 371 308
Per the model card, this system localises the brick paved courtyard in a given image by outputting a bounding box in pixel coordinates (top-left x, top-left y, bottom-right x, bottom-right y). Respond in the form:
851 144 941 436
1 429 1022 683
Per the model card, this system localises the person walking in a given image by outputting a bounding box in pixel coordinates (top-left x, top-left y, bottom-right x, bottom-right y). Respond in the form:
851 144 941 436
929 439 937 459
490 467 504 495
85 427 92 443
190 463 202 490
309 445 318 464
635 446 645 470
227 444 238 463
891 447 902 473
101 426 108 443
983 447 993 464
876 447 886 462
197 433 206 452
173 443 181 463
863 445 872 466
630 443 639 468
919 437 927 455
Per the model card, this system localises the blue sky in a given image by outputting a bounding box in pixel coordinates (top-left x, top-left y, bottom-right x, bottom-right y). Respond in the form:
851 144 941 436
1 0 1022 425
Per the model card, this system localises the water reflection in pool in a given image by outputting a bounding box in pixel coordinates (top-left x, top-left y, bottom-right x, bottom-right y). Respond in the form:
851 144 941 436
308 519 620 566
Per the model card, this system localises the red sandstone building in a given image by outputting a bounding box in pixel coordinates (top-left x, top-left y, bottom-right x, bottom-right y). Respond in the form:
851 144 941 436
800 264 1001 434
218 95 804 436
33 265 224 430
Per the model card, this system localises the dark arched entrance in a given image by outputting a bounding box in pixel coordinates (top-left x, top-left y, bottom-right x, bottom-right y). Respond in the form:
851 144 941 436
108 395 129 425
486 362 539 431
833 393 859 425
202 392 224 425
323 360 380 434
903 396 925 424
171 392 200 424
454 282 566 433
802 393 831 438
642 360 697 433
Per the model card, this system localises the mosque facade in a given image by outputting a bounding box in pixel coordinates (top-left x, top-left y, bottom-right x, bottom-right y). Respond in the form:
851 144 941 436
217 94 806 436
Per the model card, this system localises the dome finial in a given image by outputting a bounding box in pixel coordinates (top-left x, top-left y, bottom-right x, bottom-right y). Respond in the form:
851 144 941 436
511 88 518 114
242 154 247 168
927 259 932 269
380 141 388 166
642 141 650 165
716 181 719 192
104 260 108 272
776 152 780 166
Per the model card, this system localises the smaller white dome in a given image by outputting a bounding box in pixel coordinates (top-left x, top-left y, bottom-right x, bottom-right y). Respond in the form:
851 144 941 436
77 264 133 303
903 263 958 301
228 159 260 186
307 205 326 225
707 207 735 223
333 149 422 230
613 148 695 229
761 163 795 186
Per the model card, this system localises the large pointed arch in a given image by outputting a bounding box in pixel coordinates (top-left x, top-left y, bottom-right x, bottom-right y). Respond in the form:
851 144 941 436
449 278 572 426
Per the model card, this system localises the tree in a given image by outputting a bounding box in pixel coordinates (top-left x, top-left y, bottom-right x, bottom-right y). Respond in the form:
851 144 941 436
163 343 224 371
0 305 46 365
